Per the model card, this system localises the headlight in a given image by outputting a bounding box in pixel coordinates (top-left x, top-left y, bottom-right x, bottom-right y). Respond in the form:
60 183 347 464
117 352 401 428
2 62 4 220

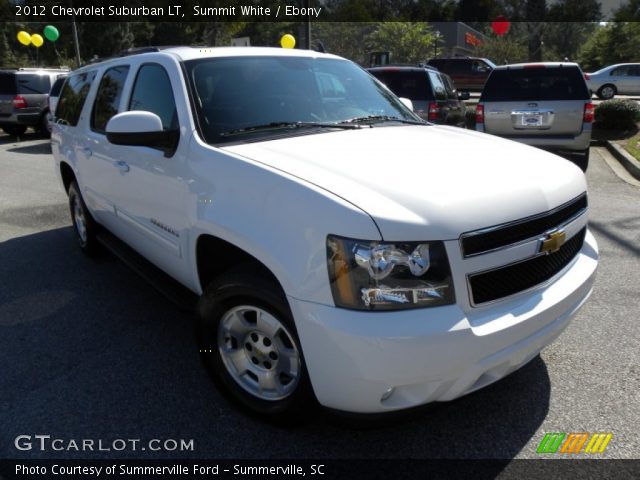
326 235 455 310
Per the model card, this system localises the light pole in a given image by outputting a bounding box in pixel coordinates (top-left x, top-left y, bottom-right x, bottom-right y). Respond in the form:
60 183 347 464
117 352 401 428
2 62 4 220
434 31 441 58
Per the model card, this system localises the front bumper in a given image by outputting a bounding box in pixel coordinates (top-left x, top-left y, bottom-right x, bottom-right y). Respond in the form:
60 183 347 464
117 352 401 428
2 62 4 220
289 230 598 413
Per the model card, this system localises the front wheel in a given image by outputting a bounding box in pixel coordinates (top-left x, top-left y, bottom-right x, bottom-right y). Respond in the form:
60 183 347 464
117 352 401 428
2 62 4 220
197 268 315 420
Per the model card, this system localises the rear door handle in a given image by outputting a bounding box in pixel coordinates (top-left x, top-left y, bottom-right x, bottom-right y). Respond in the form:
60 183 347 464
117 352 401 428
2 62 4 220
80 147 92 157
115 160 130 173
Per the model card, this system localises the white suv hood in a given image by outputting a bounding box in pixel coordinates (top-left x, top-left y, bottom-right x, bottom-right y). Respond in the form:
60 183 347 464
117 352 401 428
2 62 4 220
223 125 587 241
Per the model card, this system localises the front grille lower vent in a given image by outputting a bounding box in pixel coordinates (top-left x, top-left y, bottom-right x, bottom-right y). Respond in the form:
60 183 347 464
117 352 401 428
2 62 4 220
468 228 586 305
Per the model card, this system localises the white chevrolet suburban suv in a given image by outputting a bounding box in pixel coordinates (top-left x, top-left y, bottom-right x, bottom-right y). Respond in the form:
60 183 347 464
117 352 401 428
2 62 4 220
52 46 598 418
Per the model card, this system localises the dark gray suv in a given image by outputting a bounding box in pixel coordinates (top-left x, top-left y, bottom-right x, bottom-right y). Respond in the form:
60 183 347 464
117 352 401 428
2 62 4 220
368 65 469 127
0 68 69 136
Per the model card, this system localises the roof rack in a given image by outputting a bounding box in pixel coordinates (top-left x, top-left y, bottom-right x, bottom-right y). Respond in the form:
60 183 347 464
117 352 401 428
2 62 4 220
0 67 70 71
369 63 438 70
85 45 185 65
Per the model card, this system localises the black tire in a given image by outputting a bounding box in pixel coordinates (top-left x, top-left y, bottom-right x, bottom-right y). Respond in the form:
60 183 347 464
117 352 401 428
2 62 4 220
68 181 100 256
597 84 616 100
197 266 315 421
39 113 51 138
573 149 589 172
3 125 27 137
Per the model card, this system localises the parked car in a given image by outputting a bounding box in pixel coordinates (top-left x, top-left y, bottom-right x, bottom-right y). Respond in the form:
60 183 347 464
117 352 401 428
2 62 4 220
46 75 67 134
52 47 597 419
0 67 69 137
427 57 495 91
586 63 640 99
368 65 468 127
476 62 593 171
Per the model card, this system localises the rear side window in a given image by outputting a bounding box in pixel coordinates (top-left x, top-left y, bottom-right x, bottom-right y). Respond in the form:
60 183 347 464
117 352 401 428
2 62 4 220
56 71 97 127
427 71 447 100
369 70 433 101
50 76 66 97
447 60 469 74
441 75 458 99
0 73 17 94
16 74 50 94
129 64 177 130
482 67 589 102
91 66 129 132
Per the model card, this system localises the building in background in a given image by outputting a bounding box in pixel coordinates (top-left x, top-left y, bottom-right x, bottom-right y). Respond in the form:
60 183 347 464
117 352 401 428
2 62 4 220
430 22 487 57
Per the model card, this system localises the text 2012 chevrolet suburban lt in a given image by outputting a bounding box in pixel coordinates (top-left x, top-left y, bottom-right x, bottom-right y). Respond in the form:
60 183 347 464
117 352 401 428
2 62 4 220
52 47 598 418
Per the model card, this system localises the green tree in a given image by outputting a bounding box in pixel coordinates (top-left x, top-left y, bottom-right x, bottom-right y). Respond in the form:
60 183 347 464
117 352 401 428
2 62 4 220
312 23 378 64
578 22 640 71
613 0 640 20
365 22 436 64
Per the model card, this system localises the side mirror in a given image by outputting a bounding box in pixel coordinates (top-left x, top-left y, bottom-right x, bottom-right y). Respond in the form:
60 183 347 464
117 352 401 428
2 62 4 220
106 111 178 157
399 97 414 111
457 90 471 101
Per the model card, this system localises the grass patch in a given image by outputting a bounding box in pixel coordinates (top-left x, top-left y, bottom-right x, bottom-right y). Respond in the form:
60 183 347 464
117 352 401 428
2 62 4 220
624 132 640 161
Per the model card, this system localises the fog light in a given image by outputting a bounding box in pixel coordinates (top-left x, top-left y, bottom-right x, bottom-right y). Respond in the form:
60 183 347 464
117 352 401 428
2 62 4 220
381 387 395 402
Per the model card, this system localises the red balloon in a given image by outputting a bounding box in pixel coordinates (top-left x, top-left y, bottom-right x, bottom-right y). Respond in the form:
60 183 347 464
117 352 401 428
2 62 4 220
491 16 510 36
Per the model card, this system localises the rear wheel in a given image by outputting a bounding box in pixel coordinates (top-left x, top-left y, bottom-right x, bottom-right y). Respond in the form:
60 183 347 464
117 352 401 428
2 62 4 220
573 149 589 172
39 113 51 138
197 267 315 420
68 181 100 255
2 125 27 136
597 84 616 100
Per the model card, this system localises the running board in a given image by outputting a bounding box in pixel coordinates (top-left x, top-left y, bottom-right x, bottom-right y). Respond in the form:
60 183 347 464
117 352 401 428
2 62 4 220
96 231 198 313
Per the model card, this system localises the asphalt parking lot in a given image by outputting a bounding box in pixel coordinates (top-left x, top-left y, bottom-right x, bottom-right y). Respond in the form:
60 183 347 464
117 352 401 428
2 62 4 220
0 131 639 461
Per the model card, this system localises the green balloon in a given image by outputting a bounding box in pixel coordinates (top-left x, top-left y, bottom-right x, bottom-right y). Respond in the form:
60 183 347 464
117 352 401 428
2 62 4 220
43 25 59 42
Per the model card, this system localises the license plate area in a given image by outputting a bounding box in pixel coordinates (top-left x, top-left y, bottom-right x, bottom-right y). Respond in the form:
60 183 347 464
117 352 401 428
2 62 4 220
512 110 554 129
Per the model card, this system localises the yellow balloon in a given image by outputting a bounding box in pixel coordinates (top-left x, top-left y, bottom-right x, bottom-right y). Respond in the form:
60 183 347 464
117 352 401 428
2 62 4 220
280 34 296 49
17 31 31 46
31 33 44 48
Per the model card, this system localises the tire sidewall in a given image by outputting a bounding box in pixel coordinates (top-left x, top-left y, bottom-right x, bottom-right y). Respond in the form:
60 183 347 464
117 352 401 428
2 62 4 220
197 275 315 418
598 84 615 100
68 181 98 254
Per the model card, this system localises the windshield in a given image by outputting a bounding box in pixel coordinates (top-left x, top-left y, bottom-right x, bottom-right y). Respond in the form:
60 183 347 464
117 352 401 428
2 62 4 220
185 56 422 144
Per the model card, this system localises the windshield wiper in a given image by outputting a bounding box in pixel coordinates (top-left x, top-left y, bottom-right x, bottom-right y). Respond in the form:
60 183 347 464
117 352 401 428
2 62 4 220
220 121 361 137
339 115 426 126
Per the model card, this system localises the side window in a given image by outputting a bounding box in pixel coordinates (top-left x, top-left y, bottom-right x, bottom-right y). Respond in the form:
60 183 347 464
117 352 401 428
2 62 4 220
91 66 129 132
611 66 630 76
428 71 447 100
129 64 177 130
450 60 467 74
441 75 457 99
56 70 96 127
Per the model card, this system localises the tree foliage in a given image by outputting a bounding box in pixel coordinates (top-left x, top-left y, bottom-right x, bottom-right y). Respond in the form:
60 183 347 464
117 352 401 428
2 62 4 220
577 22 640 71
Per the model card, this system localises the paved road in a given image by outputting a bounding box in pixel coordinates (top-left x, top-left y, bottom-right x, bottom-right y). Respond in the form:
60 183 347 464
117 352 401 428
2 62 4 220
0 131 638 461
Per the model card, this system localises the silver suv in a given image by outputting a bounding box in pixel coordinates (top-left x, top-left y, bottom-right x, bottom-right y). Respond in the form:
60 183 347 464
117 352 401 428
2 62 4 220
476 63 593 171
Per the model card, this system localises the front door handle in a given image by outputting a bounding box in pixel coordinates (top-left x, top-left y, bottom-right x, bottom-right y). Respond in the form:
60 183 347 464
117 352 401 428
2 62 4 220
115 160 130 173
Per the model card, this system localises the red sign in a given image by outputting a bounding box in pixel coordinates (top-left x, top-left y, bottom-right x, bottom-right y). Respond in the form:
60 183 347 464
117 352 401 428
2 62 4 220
491 16 510 36
465 32 482 47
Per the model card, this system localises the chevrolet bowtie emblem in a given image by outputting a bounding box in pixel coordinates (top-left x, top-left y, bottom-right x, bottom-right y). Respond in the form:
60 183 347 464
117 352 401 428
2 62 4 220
540 230 567 254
